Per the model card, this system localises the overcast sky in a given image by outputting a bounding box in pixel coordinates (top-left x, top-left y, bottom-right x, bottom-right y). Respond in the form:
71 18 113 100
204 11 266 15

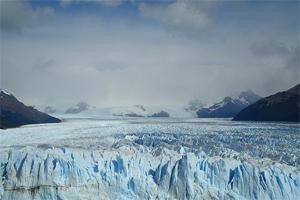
0 0 299 107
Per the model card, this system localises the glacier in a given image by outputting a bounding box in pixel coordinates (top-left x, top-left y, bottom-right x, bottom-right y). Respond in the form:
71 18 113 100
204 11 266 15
0 118 299 200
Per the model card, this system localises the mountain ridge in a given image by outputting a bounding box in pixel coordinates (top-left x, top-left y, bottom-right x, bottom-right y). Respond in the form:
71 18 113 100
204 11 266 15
233 84 300 122
197 90 261 118
0 89 61 129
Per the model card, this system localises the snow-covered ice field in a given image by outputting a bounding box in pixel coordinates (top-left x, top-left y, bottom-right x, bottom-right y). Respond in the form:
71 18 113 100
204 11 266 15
0 117 300 199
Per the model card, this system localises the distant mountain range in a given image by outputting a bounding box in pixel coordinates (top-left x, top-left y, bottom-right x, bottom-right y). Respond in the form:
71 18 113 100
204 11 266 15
0 90 61 129
112 105 171 118
41 90 262 119
234 84 300 122
149 110 170 117
5 85 296 124
43 103 192 118
96 105 174 118
197 90 261 118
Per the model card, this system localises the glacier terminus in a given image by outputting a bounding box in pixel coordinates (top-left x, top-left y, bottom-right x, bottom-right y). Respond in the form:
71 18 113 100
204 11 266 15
0 118 299 200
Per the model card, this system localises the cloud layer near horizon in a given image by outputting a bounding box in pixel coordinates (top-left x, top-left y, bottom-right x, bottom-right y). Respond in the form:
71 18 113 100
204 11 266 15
0 0 299 107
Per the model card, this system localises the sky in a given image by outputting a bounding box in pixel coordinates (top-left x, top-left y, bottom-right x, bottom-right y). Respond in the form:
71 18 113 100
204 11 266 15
0 0 299 107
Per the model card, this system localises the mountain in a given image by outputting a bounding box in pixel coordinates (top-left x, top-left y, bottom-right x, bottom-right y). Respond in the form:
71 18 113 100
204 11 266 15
0 90 61 129
111 105 147 117
197 90 261 118
65 102 93 114
149 110 170 117
233 84 300 122
124 113 144 117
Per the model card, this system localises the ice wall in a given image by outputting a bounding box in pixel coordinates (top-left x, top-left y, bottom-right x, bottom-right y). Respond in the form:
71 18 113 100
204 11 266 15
1 146 299 200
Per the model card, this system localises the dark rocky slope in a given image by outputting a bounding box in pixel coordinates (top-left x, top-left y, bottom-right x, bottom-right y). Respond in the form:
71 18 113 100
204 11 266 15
233 84 300 122
0 90 61 129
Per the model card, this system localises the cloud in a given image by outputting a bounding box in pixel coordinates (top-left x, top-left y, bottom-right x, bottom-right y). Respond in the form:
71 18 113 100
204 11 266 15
139 1 207 32
138 0 221 36
59 0 125 7
251 40 299 73
250 40 299 88
250 40 291 58
0 0 34 31
1 0 298 107
32 59 56 71
92 60 127 72
286 46 299 71
0 0 54 32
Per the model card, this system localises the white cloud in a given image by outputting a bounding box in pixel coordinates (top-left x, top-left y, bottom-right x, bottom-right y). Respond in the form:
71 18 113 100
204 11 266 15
138 0 220 36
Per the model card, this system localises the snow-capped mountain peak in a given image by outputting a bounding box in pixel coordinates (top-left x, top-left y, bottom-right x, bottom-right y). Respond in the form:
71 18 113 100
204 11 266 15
0 89 12 96
197 90 261 118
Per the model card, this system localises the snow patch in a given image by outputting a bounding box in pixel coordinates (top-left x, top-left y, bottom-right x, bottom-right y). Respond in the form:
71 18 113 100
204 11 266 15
0 89 11 96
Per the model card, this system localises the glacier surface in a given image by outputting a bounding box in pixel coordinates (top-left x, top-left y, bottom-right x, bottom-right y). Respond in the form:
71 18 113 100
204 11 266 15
0 118 299 200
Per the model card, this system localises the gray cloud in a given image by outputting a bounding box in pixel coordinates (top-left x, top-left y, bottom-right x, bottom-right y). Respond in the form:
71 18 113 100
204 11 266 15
93 61 127 72
1 1 298 108
248 40 299 94
250 40 291 58
286 46 299 71
59 0 125 7
32 59 56 71
0 0 34 31
250 40 299 73
0 0 54 32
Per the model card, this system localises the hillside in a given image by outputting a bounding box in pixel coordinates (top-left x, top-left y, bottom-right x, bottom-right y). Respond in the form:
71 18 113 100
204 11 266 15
0 90 61 129
233 84 300 122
